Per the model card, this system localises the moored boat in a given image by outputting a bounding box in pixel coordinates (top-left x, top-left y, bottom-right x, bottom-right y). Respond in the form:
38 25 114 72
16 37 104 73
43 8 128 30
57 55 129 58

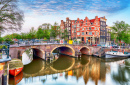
105 51 130 58
9 59 23 76
9 71 23 85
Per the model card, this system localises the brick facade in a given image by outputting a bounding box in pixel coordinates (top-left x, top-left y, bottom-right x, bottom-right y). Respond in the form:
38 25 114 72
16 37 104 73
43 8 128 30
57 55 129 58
60 16 110 45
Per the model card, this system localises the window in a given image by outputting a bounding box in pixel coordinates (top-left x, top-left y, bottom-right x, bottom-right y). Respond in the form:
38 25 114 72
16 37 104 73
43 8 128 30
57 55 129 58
91 23 93 25
100 27 102 30
86 20 87 22
78 21 79 23
77 24 79 27
82 32 84 35
89 32 92 35
89 27 91 30
104 32 105 36
74 29 76 32
95 32 96 35
101 22 102 25
74 25 76 28
77 28 80 31
72 30 74 33
95 27 96 30
101 32 102 36
86 23 87 25
86 27 87 30
97 32 99 35
77 32 80 35
82 28 84 31
86 32 87 35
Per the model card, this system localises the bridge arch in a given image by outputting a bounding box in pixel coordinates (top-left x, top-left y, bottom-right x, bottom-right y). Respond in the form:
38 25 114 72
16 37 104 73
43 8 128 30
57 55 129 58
80 46 90 55
51 45 75 56
21 47 45 60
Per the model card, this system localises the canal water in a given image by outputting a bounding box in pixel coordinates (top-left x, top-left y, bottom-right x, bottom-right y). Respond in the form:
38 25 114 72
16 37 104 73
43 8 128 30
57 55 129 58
8 54 130 85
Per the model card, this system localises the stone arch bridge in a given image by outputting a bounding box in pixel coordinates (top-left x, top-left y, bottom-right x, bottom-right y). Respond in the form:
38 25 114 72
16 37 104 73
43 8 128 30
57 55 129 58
9 44 101 59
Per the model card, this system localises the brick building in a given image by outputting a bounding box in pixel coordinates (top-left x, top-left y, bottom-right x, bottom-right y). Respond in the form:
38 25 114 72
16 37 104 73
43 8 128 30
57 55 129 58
60 16 110 45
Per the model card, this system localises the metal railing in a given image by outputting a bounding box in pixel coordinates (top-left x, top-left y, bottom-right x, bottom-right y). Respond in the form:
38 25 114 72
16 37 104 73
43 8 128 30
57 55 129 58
9 39 92 47
0 42 10 60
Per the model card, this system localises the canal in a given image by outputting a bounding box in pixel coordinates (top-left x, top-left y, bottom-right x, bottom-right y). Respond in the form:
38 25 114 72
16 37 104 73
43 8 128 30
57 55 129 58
8 54 130 85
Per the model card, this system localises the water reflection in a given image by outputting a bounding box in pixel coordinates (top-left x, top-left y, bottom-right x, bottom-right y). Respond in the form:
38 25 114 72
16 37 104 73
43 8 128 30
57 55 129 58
9 72 23 85
112 59 130 85
22 49 33 65
8 54 130 85
23 59 45 75
50 55 75 72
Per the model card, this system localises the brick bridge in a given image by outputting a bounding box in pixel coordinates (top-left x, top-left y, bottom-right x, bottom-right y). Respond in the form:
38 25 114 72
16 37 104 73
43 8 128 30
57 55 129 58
9 44 101 59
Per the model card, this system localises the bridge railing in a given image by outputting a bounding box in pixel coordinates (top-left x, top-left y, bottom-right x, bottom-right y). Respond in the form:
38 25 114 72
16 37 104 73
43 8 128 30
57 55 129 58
10 39 94 47
0 42 11 62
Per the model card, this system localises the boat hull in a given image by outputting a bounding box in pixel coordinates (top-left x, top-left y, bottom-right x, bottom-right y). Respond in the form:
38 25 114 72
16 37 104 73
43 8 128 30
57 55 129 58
9 67 23 76
105 54 130 58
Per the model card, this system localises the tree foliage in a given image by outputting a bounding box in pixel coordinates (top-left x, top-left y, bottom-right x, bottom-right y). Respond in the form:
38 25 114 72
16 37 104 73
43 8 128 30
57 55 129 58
36 28 44 39
50 22 61 39
0 0 24 32
61 28 68 40
27 27 36 39
111 21 130 44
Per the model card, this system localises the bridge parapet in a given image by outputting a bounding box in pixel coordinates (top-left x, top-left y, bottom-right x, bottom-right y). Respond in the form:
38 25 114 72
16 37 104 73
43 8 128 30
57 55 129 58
9 44 101 59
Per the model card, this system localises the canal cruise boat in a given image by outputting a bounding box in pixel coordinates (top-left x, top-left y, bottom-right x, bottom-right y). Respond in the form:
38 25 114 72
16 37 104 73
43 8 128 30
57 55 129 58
105 51 130 58
9 59 23 76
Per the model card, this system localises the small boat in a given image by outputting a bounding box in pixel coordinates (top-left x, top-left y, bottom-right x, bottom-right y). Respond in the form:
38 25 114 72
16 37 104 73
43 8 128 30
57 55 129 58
9 71 23 85
105 51 130 58
9 59 23 76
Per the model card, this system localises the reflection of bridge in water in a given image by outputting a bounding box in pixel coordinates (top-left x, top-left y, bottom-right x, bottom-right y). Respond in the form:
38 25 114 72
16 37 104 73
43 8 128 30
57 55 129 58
21 55 112 85
23 54 90 77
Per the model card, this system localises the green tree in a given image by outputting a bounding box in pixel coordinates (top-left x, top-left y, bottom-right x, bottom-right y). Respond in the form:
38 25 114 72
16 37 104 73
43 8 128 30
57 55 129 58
44 29 50 39
61 28 68 40
10 33 21 39
20 33 28 39
50 22 61 39
111 21 130 46
122 32 130 44
27 27 36 39
0 37 4 43
36 28 44 39
0 0 24 35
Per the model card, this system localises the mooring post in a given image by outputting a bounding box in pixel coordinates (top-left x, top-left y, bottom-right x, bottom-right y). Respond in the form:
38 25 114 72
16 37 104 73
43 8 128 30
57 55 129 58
45 51 46 61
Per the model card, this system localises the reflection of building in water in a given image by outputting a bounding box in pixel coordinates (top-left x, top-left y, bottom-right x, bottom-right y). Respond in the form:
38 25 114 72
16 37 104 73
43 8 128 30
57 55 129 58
67 56 108 85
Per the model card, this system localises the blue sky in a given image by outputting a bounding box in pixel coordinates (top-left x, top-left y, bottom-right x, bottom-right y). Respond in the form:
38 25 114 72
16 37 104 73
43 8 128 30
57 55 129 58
2 0 130 36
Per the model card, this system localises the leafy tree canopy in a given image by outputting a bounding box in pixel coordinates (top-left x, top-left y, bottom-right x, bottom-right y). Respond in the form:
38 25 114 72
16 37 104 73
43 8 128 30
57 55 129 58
111 21 130 44
0 0 24 32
